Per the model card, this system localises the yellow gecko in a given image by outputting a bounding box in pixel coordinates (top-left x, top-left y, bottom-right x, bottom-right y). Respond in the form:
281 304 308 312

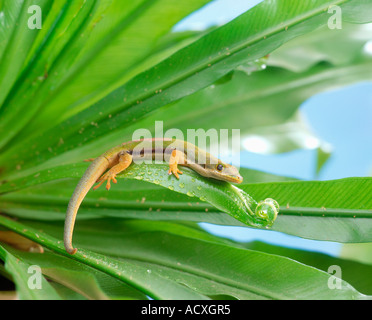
64 138 243 254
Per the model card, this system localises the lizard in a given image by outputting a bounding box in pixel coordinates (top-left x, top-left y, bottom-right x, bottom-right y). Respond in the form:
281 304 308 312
64 138 243 254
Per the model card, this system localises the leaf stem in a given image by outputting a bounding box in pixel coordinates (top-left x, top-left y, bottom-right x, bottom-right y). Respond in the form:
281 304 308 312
280 207 372 218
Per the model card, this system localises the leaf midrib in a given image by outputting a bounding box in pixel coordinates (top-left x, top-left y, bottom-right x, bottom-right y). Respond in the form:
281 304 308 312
0 0 356 171
115 0 351 113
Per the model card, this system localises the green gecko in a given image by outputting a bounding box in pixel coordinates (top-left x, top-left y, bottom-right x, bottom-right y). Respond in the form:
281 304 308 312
64 138 243 254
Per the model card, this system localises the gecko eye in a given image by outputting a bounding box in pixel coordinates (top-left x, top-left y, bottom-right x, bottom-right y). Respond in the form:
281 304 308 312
216 164 224 171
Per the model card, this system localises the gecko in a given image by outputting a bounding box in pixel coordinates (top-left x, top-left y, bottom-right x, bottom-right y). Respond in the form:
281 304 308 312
64 138 243 254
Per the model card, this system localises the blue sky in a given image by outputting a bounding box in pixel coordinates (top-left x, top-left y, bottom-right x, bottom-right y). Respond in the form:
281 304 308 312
174 0 372 256
240 82 372 181
174 0 264 31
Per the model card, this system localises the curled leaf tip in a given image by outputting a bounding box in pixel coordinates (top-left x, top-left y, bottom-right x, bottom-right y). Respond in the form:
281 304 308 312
229 185 278 228
255 198 279 227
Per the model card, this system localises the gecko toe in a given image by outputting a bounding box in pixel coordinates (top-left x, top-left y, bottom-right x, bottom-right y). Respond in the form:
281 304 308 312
93 180 104 190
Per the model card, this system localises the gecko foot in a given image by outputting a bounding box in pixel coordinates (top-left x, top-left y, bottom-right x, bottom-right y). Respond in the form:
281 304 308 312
93 172 118 191
168 166 183 179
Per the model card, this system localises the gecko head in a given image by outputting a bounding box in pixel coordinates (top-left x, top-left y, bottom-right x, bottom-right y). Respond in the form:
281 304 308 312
206 161 243 184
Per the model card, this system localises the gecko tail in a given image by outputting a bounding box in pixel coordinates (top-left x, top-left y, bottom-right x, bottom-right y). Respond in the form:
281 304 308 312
64 203 80 255
65 243 78 255
64 157 109 255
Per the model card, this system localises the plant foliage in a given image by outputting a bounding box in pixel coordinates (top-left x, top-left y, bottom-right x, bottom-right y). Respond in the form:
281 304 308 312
0 0 371 299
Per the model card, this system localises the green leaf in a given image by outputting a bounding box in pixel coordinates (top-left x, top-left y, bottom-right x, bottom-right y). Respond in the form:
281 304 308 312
341 243 372 267
268 22 372 72
0 217 209 300
244 177 372 242
3 0 372 175
0 168 290 225
1 0 372 300
245 241 372 295
316 144 332 175
0 0 213 150
2 162 372 243
3 249 149 299
0 0 53 107
0 216 369 300
240 112 331 155
0 244 61 300
0 163 279 228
